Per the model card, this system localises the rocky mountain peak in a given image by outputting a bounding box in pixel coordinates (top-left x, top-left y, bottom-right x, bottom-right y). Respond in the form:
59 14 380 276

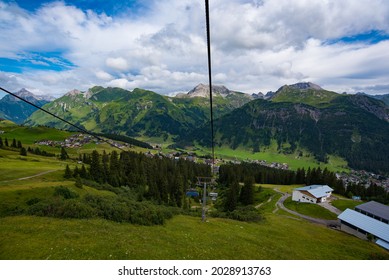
15 88 34 97
289 82 322 90
65 89 82 97
3 88 53 102
186 84 232 98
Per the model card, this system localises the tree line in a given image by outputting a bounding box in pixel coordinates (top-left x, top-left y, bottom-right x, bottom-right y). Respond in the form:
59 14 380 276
218 162 388 205
66 150 211 207
219 162 344 190
0 136 64 158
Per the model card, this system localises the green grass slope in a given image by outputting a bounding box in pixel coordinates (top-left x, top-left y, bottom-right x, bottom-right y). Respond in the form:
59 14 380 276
271 83 339 107
1 214 387 260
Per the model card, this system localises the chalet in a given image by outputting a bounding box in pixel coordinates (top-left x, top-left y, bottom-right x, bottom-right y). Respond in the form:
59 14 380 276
292 185 333 204
338 205 389 250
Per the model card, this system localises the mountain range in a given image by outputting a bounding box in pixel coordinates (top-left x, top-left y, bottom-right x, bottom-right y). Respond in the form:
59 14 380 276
2 82 389 173
0 89 53 124
25 85 253 139
184 83 389 173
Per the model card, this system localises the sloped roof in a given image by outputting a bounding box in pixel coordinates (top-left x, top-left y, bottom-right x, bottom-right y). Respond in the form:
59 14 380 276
294 185 333 198
355 201 389 221
338 209 389 242
376 239 389 250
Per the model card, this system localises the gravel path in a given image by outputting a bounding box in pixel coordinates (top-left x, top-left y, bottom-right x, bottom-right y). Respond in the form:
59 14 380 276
0 169 59 183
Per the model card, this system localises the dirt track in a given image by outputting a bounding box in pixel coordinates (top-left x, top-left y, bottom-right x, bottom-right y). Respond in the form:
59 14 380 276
0 169 58 183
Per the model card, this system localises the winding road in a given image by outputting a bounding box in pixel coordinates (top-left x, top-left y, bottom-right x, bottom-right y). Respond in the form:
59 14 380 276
273 189 340 227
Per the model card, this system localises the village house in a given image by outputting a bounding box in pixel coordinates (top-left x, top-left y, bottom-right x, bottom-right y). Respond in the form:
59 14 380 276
292 185 333 204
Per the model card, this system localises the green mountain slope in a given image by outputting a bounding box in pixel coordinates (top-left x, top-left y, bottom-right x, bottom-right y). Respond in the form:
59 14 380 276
270 82 340 107
369 93 389 106
26 85 252 138
186 86 389 174
0 89 51 124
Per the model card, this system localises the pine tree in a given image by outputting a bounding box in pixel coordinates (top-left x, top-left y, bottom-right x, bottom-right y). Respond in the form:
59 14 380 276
73 166 80 178
89 150 102 182
17 140 22 149
239 176 255 205
296 168 305 184
225 180 239 212
11 138 17 148
4 138 8 147
305 167 312 185
20 147 27 156
0 137 3 148
74 174 83 189
79 164 87 179
34 147 41 155
64 164 72 179
102 150 109 183
60 147 68 160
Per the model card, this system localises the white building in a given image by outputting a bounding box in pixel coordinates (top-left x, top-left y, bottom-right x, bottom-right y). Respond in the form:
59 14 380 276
292 185 333 204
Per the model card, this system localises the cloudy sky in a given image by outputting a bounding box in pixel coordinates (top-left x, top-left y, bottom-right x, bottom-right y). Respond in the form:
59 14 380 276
1 0 389 98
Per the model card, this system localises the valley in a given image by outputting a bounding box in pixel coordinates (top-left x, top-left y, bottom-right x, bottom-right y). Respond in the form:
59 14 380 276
0 118 388 259
0 82 389 260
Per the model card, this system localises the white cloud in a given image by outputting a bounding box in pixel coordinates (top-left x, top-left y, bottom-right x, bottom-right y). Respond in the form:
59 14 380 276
107 78 132 89
95 70 114 81
105 57 129 71
1 0 389 96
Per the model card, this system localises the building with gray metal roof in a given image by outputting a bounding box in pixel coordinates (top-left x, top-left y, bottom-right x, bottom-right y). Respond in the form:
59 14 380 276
355 201 389 224
338 208 389 250
292 185 333 204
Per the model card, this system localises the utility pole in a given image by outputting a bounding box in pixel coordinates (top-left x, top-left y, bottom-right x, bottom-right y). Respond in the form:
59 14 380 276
202 181 207 222
197 177 215 222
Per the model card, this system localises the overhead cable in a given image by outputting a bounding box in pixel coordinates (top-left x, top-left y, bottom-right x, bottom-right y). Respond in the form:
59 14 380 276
0 86 126 152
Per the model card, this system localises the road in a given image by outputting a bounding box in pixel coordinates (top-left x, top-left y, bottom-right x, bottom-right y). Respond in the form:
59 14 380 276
273 189 340 227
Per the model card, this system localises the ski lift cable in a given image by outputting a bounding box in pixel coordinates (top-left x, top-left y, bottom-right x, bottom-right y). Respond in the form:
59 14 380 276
1 1 216 157
205 0 216 174
0 86 126 152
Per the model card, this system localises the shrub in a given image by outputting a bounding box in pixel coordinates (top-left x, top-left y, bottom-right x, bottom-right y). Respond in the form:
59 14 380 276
210 205 262 222
55 199 95 219
28 198 95 219
53 186 79 199
83 194 174 225
26 197 41 206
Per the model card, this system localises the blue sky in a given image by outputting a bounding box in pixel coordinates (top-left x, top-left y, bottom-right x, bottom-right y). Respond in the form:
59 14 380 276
1 0 389 98
14 0 148 16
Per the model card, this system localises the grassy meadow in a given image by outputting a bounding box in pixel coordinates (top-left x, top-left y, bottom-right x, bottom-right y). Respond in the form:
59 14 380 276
283 197 338 220
194 143 349 172
331 199 364 212
1 214 389 260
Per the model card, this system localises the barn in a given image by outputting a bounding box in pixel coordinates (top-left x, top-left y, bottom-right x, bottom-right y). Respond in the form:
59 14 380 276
338 206 389 251
292 185 333 204
355 201 389 224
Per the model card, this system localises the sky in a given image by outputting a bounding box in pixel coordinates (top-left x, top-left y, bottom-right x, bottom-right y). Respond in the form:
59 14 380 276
1 0 389 98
